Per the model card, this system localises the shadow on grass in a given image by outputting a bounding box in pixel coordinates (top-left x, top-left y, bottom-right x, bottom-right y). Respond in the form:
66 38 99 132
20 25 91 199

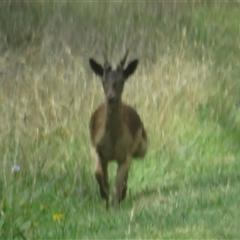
127 182 180 206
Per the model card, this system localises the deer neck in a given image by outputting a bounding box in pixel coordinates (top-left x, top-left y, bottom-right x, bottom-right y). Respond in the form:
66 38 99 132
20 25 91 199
106 100 123 130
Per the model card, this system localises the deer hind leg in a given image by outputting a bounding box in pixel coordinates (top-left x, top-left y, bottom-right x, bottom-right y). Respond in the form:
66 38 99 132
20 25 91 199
121 171 128 202
114 156 131 210
133 128 148 158
92 148 109 210
137 137 147 158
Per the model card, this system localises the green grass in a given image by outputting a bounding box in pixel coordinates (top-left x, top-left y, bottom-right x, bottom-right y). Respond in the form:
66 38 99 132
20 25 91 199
0 1 240 239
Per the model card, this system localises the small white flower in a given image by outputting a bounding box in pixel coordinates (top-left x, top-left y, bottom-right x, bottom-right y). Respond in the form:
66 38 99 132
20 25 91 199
12 165 21 173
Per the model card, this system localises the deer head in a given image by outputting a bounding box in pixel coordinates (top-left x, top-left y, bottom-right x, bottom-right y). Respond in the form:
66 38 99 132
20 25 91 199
89 50 138 105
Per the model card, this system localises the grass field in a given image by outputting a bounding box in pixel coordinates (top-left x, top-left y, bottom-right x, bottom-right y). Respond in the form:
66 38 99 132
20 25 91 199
0 1 240 239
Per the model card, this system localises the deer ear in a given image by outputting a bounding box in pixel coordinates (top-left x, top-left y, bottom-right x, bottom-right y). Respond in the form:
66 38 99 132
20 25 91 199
124 60 138 80
89 59 104 77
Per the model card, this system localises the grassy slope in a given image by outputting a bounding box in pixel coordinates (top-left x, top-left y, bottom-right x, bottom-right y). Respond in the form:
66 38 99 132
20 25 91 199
0 1 240 239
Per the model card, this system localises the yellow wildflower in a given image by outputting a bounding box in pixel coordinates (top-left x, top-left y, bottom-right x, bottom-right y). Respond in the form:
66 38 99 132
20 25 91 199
52 213 64 221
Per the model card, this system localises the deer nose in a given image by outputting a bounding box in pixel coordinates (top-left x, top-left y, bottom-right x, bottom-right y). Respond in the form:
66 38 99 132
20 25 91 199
107 95 115 104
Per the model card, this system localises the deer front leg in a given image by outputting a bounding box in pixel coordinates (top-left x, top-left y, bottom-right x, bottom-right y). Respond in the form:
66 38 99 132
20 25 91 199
114 156 131 210
92 148 109 210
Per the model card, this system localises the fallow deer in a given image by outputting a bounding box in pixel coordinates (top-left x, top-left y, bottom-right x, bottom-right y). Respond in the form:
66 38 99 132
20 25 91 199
89 50 147 210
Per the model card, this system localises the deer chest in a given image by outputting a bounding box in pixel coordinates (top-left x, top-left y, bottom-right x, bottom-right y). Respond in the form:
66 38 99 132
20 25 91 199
96 125 133 161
